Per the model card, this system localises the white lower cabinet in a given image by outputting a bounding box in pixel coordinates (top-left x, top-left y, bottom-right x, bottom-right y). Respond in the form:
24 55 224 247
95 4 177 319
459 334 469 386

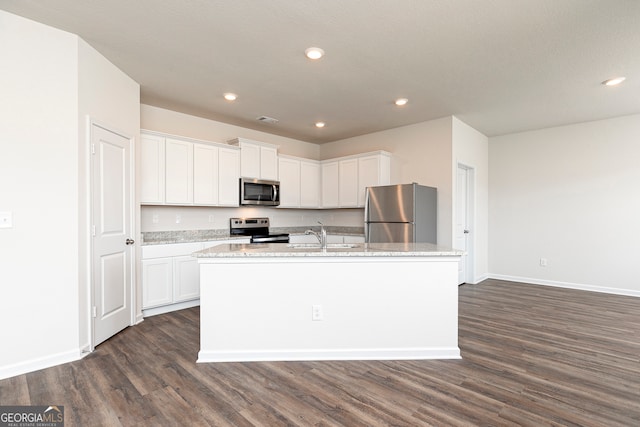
173 255 200 302
142 258 173 308
142 239 249 316
142 242 203 316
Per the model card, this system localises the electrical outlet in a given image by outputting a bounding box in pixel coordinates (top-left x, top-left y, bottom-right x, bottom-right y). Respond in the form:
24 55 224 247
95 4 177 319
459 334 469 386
0 212 13 228
0 212 12 228
152 214 159 224
540 258 548 267
312 304 323 321
175 214 181 224
208 215 215 223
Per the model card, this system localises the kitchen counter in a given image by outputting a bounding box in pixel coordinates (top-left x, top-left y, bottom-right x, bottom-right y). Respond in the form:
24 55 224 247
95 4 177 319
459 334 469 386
141 226 364 245
196 241 462 364
193 242 462 258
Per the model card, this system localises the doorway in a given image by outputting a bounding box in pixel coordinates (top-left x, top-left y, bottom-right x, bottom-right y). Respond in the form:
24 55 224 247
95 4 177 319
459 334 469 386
455 164 474 284
90 121 135 347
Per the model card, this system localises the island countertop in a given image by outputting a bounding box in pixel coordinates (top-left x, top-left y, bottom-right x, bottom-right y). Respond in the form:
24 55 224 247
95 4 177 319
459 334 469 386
193 242 463 258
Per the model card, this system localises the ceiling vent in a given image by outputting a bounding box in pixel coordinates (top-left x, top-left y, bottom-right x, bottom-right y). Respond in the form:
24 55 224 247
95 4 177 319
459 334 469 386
256 116 279 124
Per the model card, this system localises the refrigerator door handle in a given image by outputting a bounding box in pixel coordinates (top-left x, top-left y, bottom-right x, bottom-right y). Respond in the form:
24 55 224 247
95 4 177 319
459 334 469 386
364 187 370 243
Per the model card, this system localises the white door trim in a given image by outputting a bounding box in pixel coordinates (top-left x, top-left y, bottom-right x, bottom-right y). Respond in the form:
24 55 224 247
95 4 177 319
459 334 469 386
88 117 136 351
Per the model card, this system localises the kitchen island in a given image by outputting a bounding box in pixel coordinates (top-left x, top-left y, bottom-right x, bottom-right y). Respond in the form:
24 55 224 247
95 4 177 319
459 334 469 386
193 242 463 363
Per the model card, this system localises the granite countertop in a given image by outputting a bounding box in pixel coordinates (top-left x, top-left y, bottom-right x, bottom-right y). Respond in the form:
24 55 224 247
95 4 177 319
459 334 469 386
193 242 463 258
141 226 364 245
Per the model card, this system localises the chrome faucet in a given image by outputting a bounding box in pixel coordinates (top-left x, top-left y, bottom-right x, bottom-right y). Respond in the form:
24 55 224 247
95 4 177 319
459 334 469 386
305 221 327 248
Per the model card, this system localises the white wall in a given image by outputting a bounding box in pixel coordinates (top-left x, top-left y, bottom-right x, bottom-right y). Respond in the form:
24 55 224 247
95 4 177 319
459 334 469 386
141 104 320 159
0 11 140 379
489 114 640 296
0 11 81 378
453 117 489 282
320 117 456 247
78 39 140 346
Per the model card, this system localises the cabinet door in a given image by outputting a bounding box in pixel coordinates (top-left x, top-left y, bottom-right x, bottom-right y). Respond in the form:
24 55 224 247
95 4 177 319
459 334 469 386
278 157 300 207
356 155 383 207
140 134 165 204
339 158 359 207
300 160 320 208
321 161 339 208
173 255 200 302
142 258 173 309
193 143 219 205
240 142 261 178
218 147 240 206
260 145 279 180
165 138 194 204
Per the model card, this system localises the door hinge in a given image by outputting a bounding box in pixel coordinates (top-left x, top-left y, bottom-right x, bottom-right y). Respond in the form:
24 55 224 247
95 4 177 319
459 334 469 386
91 143 95 155
92 306 97 318
92 225 96 237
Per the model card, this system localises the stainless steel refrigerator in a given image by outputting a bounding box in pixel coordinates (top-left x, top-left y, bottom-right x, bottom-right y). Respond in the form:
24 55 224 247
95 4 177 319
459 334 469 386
365 183 437 243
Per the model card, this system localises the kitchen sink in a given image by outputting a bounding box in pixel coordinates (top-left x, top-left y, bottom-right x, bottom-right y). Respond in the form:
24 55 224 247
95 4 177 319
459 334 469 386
286 243 361 249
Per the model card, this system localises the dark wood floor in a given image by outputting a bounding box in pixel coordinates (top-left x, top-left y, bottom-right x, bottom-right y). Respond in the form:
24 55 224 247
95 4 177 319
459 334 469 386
1 279 639 426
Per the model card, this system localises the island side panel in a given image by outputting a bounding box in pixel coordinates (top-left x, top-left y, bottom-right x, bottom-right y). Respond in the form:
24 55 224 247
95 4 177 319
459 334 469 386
198 256 460 362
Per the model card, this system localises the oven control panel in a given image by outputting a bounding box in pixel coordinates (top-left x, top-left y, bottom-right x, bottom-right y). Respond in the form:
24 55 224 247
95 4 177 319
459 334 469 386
230 217 270 229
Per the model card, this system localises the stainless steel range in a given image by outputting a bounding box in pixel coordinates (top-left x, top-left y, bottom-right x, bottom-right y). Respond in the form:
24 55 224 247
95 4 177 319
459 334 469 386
229 217 290 243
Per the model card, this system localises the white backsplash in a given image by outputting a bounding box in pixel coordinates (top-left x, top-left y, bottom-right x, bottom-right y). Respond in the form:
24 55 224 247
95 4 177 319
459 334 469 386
141 205 364 232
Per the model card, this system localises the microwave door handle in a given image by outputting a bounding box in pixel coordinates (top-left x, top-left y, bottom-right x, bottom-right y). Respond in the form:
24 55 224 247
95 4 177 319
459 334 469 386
272 184 278 202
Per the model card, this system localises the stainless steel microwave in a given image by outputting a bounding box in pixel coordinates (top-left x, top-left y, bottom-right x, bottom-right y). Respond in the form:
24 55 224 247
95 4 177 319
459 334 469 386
239 178 280 206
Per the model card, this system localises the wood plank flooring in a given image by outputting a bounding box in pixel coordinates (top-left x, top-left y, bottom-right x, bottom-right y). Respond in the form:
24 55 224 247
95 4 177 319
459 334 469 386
1 279 639 426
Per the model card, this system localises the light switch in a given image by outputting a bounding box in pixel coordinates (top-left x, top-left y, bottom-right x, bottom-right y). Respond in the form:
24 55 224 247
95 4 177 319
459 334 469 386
0 212 13 228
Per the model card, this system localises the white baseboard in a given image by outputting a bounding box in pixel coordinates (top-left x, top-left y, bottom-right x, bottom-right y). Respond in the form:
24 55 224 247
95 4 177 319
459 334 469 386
135 312 144 324
142 299 200 317
488 274 640 298
197 347 461 363
0 349 81 381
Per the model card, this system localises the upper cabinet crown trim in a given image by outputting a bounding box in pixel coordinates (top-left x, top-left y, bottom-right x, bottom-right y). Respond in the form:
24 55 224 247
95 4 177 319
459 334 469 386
228 137 279 150
322 150 392 163
141 129 238 150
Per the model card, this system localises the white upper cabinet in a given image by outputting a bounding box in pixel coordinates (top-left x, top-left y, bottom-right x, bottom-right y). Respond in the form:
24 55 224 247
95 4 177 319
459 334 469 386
300 159 321 208
140 133 166 204
193 143 219 205
278 155 301 207
217 146 240 206
321 161 340 208
357 152 391 206
140 131 240 207
278 155 321 208
321 151 391 208
229 138 279 180
338 158 359 207
165 138 194 204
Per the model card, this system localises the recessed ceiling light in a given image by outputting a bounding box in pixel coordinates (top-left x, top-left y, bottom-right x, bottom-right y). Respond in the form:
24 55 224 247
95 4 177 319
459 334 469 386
223 93 237 101
315 122 326 128
305 47 325 60
602 77 626 86
395 98 408 106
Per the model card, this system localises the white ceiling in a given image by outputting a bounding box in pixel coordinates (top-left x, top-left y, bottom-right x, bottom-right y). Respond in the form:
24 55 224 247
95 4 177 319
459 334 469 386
1 0 639 144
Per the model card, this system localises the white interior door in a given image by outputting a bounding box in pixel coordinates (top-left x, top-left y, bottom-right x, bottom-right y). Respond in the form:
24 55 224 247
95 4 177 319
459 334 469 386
92 123 133 346
455 165 472 284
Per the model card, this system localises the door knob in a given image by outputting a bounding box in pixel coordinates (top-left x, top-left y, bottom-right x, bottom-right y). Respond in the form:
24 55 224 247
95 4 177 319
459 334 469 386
463 230 470 234
125 238 135 245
